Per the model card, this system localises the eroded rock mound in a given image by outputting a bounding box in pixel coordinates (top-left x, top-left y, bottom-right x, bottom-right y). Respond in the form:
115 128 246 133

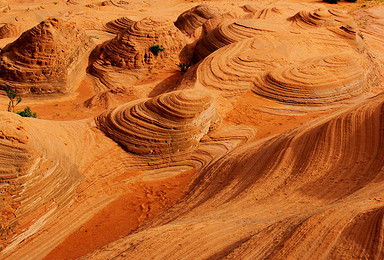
91 17 185 89
187 7 377 102
0 112 82 251
253 54 368 105
0 23 22 39
97 17 183 69
96 90 219 155
196 38 261 96
242 5 283 19
289 8 354 29
174 4 221 36
0 17 92 94
194 19 282 62
104 17 135 34
100 0 129 7
82 85 384 260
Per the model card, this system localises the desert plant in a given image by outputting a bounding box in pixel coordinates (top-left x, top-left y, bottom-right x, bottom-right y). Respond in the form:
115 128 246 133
177 62 191 72
5 85 21 112
17 107 37 118
149 44 164 56
4 85 37 117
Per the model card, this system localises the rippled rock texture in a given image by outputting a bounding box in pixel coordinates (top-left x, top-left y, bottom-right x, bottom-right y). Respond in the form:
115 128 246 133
96 90 219 155
82 82 384 260
1 2 384 260
90 17 185 89
0 17 92 94
189 7 377 102
253 54 369 105
104 17 135 35
289 8 354 29
0 23 22 39
174 4 221 36
0 112 84 252
194 19 282 62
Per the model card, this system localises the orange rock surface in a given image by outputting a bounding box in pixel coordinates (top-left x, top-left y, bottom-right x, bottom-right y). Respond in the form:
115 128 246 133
1 0 384 259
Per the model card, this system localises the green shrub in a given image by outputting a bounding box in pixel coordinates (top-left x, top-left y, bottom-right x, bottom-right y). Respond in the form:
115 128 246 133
177 63 191 72
3 85 37 118
5 85 21 112
17 106 37 118
149 44 164 56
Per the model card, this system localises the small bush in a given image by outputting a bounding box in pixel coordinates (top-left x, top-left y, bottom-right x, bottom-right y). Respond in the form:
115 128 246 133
149 44 164 56
17 107 37 118
3 85 37 118
177 63 191 72
5 85 21 112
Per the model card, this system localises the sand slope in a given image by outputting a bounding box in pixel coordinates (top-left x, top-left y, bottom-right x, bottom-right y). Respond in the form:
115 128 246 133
82 87 384 260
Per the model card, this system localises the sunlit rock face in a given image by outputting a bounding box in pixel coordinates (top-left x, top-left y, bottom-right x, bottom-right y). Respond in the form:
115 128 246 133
0 17 92 94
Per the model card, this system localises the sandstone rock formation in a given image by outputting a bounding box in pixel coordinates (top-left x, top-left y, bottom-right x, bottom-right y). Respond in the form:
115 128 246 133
289 8 354 29
81 86 384 260
0 17 92 95
174 4 221 36
186 7 377 102
0 112 85 253
253 54 369 105
194 19 283 62
90 17 185 93
354 6 384 67
0 23 22 39
104 17 135 35
1 2 384 260
96 89 219 155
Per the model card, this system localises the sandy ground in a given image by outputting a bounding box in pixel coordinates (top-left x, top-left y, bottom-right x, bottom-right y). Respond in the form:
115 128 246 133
1 0 384 259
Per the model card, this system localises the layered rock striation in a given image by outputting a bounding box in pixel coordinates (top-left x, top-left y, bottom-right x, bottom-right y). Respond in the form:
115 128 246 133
0 18 92 94
96 90 219 155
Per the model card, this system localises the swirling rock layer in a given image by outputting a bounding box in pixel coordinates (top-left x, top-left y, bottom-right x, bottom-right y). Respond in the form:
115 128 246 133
354 6 384 67
0 112 84 252
96 90 219 155
190 8 376 101
0 18 92 94
91 17 185 89
194 19 280 61
242 5 283 19
174 4 220 36
253 54 368 105
1 2 384 260
289 8 354 29
104 17 135 34
97 17 183 69
0 23 21 39
82 85 384 260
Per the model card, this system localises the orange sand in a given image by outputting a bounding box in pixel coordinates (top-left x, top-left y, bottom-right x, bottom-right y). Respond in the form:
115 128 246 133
44 169 194 260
